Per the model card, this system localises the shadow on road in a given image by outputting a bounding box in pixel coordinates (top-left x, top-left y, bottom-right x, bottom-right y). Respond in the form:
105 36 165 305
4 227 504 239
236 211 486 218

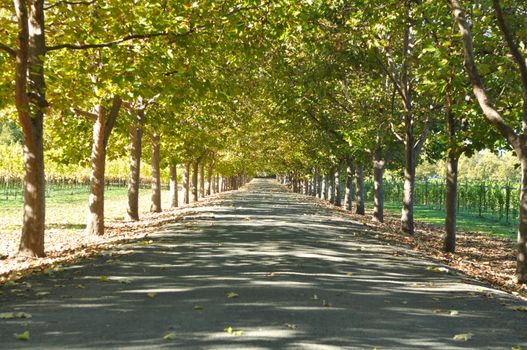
0 179 526 349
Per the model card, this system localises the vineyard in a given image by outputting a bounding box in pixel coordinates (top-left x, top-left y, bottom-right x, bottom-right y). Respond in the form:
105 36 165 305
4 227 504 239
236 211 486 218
361 178 517 237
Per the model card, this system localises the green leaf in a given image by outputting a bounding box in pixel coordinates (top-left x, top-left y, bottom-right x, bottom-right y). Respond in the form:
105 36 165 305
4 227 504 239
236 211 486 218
14 330 30 341
226 292 238 299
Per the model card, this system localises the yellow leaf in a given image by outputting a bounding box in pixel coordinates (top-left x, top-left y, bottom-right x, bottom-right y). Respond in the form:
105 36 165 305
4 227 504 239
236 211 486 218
163 331 176 340
147 292 157 298
99 276 109 282
453 332 473 341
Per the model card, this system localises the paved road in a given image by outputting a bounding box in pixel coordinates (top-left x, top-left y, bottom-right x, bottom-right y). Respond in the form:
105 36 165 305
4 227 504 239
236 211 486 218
1 179 526 349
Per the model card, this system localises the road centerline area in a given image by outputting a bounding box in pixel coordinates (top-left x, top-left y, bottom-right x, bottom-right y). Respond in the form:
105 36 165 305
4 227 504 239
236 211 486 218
0 179 526 349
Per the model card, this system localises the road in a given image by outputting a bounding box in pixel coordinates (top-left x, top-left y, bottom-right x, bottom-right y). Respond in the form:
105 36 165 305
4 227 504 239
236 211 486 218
0 179 526 349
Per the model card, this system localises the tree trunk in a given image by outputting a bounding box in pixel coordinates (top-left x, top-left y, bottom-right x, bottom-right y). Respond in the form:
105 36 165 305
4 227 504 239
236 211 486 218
323 173 329 200
317 172 323 198
346 158 354 211
401 151 415 234
207 161 213 196
150 133 161 213
86 97 121 236
373 149 385 222
329 168 336 204
169 163 178 208
15 0 46 257
449 0 527 281
126 110 143 221
192 160 198 202
335 163 342 207
355 163 365 215
518 160 527 282
199 162 205 198
183 162 190 204
444 153 458 252
444 82 458 252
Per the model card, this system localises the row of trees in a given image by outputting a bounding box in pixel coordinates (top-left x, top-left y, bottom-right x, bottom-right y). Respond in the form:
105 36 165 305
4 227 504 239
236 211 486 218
1 0 527 284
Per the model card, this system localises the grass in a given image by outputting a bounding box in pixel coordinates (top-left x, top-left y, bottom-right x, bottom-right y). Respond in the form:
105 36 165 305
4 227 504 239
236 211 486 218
0 186 175 236
373 201 517 238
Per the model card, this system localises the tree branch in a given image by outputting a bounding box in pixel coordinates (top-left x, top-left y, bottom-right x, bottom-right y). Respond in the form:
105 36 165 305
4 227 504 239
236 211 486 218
103 95 122 146
492 0 527 133
46 27 201 52
74 108 98 122
306 111 347 145
0 43 16 57
413 118 430 154
44 0 95 10
448 0 520 152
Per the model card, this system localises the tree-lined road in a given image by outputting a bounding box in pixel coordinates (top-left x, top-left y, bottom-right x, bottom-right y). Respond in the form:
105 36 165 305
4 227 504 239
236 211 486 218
0 179 526 349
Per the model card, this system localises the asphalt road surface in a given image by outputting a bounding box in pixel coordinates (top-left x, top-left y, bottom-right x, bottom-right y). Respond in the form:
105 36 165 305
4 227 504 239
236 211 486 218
1 179 526 349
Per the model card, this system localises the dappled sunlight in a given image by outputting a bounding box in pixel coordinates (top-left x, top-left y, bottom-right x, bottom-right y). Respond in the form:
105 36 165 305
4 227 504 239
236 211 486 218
0 180 526 349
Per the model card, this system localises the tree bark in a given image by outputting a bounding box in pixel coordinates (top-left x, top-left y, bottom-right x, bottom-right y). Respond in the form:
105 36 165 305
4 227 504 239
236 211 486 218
207 161 213 196
150 133 161 213
169 163 178 208
444 81 458 252
86 96 121 236
355 163 365 215
14 0 46 257
323 173 329 200
372 149 385 222
346 158 354 211
519 160 527 282
192 160 198 202
444 152 458 252
329 168 336 204
401 132 415 234
183 162 190 204
335 165 342 206
126 109 143 221
199 162 205 198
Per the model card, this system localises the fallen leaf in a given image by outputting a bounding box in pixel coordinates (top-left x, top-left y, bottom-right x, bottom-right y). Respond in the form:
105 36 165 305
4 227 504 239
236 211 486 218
193 305 204 310
453 332 473 341
147 292 157 298
450 310 459 316
119 279 131 284
427 266 450 273
311 294 319 300
227 292 238 299
513 306 527 312
285 323 297 329
224 326 243 336
14 330 30 341
35 292 50 297
99 276 109 282
163 331 176 340
346 272 354 276
0 312 32 319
